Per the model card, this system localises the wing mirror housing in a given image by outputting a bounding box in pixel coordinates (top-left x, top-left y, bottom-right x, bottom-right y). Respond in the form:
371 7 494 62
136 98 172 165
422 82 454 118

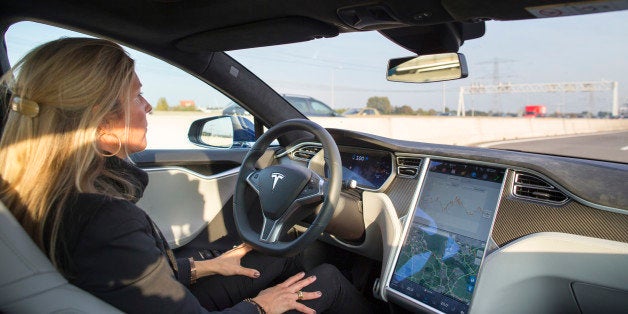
387 53 468 83
188 115 256 148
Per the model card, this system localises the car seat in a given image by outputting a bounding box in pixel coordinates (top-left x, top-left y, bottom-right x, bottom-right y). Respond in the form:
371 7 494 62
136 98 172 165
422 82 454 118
0 200 121 313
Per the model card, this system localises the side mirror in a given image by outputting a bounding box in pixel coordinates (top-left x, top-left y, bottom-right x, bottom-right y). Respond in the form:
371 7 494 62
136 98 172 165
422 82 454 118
387 53 468 83
188 115 256 148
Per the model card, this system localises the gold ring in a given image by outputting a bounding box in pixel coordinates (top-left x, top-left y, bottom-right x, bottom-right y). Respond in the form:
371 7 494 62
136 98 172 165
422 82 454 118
297 290 303 300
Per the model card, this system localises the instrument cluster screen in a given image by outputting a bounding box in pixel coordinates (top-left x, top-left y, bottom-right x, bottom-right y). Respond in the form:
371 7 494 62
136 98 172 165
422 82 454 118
388 160 505 313
340 149 392 190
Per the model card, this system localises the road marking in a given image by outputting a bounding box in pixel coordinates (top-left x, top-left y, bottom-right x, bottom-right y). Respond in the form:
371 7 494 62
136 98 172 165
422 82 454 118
621 146 628 151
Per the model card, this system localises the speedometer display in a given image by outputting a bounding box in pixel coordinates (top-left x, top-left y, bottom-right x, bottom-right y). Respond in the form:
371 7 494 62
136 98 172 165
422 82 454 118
340 148 392 190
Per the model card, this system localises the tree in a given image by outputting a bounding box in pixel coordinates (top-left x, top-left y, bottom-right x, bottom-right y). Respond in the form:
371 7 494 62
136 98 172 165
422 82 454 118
155 97 169 111
394 105 415 115
366 96 392 114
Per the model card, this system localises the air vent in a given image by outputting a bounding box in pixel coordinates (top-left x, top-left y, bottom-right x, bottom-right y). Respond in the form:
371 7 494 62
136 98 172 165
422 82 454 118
397 157 421 167
291 145 322 161
514 186 568 202
398 167 418 177
396 156 421 178
515 173 552 188
513 172 568 205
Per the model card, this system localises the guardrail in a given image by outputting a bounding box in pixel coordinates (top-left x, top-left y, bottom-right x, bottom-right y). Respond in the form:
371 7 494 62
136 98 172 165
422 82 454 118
146 112 628 149
311 116 628 145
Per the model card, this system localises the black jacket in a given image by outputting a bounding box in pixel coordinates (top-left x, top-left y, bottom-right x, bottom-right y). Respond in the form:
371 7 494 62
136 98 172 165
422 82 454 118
58 157 256 313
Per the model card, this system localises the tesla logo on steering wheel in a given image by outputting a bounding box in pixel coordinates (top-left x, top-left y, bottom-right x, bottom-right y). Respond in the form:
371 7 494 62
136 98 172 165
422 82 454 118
271 172 285 190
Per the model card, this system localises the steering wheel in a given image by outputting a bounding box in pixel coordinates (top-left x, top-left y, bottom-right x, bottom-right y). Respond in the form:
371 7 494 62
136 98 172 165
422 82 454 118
233 119 342 256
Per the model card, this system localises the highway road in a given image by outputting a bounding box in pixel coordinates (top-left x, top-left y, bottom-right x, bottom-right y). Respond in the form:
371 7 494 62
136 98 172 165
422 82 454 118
481 131 628 164
145 113 628 164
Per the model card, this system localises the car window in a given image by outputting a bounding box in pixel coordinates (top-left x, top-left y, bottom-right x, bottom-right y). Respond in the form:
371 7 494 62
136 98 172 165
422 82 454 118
310 100 333 115
5 21 250 150
285 97 310 114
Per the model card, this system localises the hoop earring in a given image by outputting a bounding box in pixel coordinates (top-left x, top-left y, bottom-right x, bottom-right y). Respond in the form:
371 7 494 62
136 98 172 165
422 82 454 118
98 133 122 157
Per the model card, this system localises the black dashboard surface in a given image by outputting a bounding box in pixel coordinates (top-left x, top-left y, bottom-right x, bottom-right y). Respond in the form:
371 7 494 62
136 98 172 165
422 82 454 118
326 128 628 210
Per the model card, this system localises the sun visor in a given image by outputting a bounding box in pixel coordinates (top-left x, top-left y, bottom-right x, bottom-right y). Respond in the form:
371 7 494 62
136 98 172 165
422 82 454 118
380 21 485 54
175 17 339 52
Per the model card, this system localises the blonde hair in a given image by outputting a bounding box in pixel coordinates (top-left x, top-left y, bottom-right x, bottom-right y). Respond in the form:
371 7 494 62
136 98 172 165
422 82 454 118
0 38 139 270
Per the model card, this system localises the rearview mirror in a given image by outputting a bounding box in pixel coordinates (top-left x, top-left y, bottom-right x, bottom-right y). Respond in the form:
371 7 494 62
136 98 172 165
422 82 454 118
387 53 468 83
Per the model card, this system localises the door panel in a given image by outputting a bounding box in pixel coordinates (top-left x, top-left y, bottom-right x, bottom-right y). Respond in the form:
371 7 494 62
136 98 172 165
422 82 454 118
132 149 251 175
133 149 247 248
132 148 277 248
137 167 239 248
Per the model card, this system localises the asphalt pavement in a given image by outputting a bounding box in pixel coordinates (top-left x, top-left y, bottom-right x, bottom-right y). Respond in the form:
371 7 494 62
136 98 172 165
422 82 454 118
481 131 628 164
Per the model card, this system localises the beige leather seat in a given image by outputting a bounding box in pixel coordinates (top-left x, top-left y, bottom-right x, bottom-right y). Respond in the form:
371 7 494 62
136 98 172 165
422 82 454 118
0 200 121 313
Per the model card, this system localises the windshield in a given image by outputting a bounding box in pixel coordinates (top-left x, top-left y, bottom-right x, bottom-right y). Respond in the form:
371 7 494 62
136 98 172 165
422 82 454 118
229 10 628 163
5 11 627 162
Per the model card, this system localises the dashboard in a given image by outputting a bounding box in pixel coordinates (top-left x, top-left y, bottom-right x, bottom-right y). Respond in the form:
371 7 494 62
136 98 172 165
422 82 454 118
281 129 628 314
133 128 627 314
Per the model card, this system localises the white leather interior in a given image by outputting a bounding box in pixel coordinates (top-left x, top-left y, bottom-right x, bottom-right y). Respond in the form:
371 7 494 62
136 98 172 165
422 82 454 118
361 191 403 301
470 232 628 314
138 167 239 248
0 200 121 313
313 191 402 301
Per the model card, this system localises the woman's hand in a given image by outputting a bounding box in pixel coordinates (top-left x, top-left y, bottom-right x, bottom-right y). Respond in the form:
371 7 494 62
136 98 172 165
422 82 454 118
196 243 260 279
252 272 321 314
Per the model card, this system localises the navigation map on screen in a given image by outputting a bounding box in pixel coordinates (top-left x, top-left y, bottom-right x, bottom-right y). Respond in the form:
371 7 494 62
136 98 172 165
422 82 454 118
389 160 505 314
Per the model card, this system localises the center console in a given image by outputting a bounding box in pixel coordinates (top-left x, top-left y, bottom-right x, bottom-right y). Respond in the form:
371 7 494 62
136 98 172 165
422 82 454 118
385 160 506 313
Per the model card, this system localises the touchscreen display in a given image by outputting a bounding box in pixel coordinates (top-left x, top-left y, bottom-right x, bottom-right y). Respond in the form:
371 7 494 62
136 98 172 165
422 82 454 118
389 160 505 313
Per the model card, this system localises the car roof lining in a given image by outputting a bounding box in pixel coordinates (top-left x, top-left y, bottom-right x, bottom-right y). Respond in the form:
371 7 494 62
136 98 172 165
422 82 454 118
0 0 585 55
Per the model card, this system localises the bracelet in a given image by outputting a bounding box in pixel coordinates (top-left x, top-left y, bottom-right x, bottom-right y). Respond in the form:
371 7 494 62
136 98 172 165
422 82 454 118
243 298 266 314
188 257 197 284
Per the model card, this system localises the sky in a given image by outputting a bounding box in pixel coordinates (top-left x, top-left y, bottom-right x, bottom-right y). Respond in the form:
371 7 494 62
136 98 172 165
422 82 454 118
5 9 628 114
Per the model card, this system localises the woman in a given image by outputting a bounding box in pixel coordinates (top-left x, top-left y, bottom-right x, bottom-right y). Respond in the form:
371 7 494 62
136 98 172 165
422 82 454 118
0 38 371 313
